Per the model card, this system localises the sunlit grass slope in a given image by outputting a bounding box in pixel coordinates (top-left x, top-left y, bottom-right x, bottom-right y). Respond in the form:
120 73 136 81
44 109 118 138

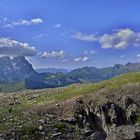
28 72 140 106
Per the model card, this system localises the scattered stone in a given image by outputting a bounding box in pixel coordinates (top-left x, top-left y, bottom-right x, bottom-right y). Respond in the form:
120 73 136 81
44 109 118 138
107 125 140 140
61 117 77 125
39 125 43 131
38 119 45 124
51 132 62 137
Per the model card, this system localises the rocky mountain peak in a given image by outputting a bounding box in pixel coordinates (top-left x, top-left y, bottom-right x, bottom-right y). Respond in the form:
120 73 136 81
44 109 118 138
12 56 26 62
12 56 35 74
0 56 36 83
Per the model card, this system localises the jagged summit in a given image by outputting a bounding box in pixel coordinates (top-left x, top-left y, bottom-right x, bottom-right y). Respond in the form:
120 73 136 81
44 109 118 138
0 56 36 83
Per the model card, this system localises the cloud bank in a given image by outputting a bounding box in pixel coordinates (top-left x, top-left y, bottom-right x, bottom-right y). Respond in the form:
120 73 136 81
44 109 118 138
72 28 140 49
0 38 37 56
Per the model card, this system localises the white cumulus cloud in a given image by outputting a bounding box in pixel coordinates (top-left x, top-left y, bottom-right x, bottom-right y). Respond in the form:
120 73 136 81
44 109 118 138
99 28 137 49
3 18 44 28
71 32 97 42
72 28 140 49
74 57 82 62
42 50 65 59
0 37 37 56
82 56 90 61
74 56 90 62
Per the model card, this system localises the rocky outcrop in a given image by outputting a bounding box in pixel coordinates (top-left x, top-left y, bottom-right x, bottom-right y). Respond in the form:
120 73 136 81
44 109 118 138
0 56 17 82
73 96 140 140
0 56 37 83
12 56 37 81
106 125 140 140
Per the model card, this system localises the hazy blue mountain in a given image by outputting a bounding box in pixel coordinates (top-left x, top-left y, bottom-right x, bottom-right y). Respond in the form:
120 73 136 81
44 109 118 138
35 68 70 74
68 63 140 82
20 62 140 89
0 56 140 91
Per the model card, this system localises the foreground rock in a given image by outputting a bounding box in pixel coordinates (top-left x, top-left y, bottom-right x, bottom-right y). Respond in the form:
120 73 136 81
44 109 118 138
73 96 140 140
107 125 140 140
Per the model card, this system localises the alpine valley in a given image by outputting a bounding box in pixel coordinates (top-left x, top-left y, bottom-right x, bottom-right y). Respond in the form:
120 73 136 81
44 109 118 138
0 56 140 92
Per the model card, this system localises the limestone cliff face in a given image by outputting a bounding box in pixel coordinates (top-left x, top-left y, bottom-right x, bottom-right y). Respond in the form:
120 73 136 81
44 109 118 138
12 56 36 81
0 56 36 83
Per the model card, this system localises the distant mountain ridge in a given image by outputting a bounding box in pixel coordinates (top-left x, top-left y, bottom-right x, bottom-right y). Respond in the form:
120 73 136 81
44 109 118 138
0 56 140 92
35 68 70 74
68 62 140 82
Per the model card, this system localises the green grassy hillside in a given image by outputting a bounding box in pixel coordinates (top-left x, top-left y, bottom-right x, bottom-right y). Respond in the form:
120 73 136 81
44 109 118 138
0 72 140 139
0 81 26 93
28 72 140 106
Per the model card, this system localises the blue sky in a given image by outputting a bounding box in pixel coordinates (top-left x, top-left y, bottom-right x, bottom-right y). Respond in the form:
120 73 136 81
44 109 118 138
0 0 140 69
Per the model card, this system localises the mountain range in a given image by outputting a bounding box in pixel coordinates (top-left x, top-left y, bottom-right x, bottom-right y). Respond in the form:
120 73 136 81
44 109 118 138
35 68 70 74
0 56 140 92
